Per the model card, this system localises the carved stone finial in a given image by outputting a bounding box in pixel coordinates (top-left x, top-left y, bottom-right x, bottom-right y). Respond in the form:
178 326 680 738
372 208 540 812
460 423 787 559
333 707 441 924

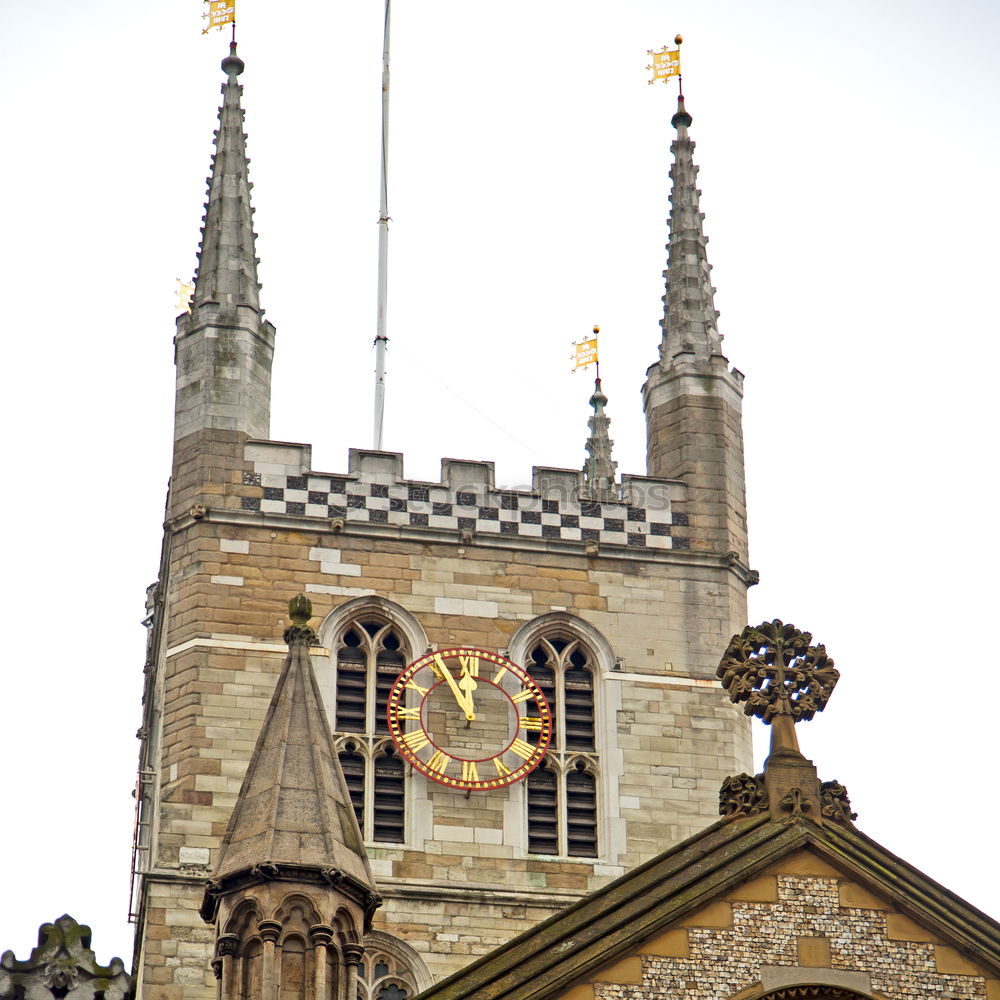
717 619 839 724
283 595 316 646
288 594 312 624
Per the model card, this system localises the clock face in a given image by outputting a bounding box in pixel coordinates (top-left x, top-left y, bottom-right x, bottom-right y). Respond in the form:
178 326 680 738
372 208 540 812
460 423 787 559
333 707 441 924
387 647 552 791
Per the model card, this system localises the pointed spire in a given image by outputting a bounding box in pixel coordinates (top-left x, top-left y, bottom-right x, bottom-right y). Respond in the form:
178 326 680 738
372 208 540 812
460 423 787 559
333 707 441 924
211 596 377 899
172 43 274 444
658 94 724 365
192 42 261 315
582 376 617 499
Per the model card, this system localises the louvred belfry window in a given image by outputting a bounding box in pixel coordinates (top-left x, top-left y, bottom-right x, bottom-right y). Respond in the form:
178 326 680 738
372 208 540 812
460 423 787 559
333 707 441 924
524 635 600 858
338 742 366 831
333 618 409 844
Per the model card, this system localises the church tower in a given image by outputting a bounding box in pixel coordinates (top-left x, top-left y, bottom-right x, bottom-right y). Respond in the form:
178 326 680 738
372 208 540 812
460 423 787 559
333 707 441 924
132 49 754 1000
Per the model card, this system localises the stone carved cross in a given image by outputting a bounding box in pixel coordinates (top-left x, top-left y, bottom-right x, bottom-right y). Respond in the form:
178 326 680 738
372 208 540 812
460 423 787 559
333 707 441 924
716 619 839 724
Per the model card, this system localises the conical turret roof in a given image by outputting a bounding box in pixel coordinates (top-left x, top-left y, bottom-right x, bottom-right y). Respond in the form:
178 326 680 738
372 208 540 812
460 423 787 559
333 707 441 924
212 597 375 893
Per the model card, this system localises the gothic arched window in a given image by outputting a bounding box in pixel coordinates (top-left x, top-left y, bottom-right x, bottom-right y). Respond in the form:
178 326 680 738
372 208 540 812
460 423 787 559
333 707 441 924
355 933 432 1000
331 615 410 845
524 634 600 858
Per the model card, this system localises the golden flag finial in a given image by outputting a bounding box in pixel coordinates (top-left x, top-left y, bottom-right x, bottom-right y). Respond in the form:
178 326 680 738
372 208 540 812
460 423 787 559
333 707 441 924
176 278 194 314
646 34 682 86
202 0 235 35
571 327 600 373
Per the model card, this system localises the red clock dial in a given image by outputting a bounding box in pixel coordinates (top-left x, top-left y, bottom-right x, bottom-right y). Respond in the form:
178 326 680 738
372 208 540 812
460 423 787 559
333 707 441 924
387 648 552 791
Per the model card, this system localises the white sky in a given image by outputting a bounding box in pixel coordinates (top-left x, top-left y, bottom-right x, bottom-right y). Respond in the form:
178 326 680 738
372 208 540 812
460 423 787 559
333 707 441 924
1 0 998 970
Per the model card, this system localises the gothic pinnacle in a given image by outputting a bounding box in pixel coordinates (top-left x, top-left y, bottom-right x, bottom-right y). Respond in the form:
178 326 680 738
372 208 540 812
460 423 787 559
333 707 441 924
191 40 261 316
659 93 724 366
582 341 617 500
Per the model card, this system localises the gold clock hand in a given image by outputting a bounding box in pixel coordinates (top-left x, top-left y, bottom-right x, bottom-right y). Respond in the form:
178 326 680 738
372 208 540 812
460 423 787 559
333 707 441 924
433 654 476 721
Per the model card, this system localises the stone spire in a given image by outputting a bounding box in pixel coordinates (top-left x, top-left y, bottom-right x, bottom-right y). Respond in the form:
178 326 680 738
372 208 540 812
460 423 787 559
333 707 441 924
202 596 380 933
582 377 617 499
173 42 275 443
193 42 260 312
658 95 723 364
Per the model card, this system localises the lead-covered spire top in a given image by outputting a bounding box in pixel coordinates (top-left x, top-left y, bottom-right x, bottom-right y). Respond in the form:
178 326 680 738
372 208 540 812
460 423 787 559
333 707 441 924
658 94 724 364
192 41 261 314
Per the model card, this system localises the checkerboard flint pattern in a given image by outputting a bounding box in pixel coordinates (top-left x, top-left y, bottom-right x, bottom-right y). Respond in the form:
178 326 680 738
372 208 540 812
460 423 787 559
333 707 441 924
240 473 689 550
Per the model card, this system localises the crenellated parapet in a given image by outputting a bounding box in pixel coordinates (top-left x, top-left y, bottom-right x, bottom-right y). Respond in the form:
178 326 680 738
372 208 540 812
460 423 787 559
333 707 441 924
234 446 688 553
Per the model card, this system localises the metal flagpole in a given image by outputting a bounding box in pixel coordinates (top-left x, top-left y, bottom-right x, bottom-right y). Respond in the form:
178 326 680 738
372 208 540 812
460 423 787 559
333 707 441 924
373 0 391 450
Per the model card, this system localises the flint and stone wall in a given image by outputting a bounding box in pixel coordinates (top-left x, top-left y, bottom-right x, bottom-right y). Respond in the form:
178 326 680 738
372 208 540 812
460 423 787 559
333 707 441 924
561 851 1000 1000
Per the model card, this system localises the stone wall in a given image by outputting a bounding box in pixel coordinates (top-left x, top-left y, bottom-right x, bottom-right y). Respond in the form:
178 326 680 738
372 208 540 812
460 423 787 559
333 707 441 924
133 434 753 996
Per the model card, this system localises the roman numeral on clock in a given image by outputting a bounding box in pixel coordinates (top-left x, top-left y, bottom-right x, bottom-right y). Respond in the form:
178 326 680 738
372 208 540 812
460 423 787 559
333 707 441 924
402 729 430 752
509 738 535 760
461 760 479 783
396 707 421 720
519 717 545 731
427 750 450 774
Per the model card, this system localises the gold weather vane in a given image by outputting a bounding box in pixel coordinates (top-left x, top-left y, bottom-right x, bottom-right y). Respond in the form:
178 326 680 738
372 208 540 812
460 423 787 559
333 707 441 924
202 0 235 35
647 34 683 87
571 326 600 374
176 278 194 314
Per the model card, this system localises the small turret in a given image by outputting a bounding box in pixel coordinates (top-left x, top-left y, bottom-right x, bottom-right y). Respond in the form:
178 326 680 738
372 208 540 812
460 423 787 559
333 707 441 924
202 597 380 1000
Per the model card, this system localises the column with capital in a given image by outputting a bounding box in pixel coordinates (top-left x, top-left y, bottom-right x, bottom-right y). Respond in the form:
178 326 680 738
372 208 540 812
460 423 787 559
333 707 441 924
343 943 365 1000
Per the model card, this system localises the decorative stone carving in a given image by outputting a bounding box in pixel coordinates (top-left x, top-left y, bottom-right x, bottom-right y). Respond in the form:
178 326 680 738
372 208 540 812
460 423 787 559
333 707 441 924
719 773 766 817
717 619 839 723
321 867 345 886
0 915 133 1000
820 780 858 823
250 862 280 880
779 787 813 817
216 934 240 959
